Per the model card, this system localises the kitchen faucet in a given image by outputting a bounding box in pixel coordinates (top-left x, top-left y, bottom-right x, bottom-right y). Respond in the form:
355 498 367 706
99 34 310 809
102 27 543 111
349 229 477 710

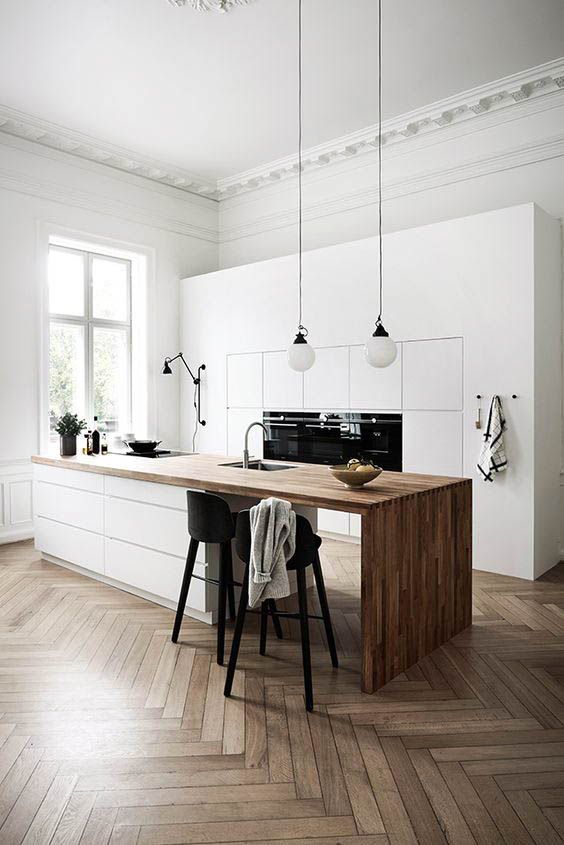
243 422 267 469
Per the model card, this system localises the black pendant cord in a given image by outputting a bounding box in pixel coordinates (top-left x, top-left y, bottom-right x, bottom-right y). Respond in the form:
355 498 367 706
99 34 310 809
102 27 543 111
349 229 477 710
377 0 383 326
297 0 306 336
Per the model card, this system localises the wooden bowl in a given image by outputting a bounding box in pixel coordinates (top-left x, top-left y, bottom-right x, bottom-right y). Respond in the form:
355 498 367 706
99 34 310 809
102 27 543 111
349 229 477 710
329 464 383 488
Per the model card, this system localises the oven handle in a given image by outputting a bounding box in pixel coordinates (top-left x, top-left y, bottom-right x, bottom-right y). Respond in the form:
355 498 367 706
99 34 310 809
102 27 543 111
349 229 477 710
263 422 296 427
264 415 286 421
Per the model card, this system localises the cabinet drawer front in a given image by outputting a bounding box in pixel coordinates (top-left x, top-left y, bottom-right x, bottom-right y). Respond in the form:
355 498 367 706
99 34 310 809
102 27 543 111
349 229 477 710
35 481 103 534
105 497 187 558
318 509 350 535
105 475 187 510
105 539 206 610
34 464 104 493
35 517 104 575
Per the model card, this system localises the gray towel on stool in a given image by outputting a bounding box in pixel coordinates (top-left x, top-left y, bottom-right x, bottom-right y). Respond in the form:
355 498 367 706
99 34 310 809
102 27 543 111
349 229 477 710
248 497 296 608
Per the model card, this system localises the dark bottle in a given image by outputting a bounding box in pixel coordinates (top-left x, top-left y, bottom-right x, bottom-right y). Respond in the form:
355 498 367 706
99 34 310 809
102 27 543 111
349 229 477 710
92 417 100 455
85 431 93 456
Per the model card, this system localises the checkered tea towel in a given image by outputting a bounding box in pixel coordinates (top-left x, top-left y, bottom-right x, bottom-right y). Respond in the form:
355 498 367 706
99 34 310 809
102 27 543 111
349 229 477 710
477 395 507 482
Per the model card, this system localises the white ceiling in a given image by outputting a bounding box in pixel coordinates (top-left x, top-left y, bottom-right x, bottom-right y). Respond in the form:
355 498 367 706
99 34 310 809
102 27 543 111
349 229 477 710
0 0 562 180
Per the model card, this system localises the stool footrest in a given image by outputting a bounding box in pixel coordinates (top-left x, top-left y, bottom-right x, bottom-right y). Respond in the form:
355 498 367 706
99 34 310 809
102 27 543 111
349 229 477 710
189 573 242 588
247 608 324 622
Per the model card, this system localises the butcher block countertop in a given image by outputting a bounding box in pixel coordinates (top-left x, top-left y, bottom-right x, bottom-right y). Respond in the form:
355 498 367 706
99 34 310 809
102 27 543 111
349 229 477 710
31 452 467 515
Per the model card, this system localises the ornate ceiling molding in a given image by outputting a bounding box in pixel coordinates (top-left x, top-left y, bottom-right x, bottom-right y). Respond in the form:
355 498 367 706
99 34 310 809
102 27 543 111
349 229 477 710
0 105 218 198
216 58 564 199
0 58 562 203
167 0 256 11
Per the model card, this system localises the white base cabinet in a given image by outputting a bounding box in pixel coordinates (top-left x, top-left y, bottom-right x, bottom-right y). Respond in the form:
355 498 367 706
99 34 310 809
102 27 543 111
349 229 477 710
33 464 317 622
34 466 213 621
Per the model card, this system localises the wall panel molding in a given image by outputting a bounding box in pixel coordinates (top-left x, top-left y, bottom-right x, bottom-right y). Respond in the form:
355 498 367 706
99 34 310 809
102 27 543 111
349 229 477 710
0 461 33 544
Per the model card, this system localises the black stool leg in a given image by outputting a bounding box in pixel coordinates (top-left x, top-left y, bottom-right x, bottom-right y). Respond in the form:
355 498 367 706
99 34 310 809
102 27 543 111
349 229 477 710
296 567 313 711
259 601 268 655
217 542 230 665
312 551 338 668
225 541 236 620
172 538 199 643
269 600 284 639
224 564 250 698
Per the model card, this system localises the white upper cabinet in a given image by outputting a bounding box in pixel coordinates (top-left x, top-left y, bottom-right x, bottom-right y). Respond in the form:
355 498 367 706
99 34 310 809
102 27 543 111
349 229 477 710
227 352 263 408
403 411 463 476
227 408 265 459
403 338 463 411
350 343 402 409
304 346 349 409
263 350 303 409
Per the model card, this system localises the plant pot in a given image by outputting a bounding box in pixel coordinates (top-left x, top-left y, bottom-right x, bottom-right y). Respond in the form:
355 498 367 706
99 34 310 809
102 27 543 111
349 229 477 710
60 434 77 457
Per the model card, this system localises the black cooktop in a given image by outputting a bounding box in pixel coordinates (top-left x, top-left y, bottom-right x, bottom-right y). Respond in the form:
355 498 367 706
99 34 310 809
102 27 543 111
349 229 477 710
110 450 190 459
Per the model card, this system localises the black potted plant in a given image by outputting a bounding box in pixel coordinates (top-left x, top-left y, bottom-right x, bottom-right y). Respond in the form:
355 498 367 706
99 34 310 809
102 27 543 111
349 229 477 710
55 412 87 457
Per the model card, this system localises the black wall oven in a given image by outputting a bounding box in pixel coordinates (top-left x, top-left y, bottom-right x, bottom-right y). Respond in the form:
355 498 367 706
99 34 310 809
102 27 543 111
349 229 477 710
263 411 402 471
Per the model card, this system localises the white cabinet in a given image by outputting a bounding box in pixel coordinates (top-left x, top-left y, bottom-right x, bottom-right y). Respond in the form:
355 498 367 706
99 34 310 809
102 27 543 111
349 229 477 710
304 346 349 409
105 538 207 610
34 464 104 493
403 411 463 476
35 516 105 575
350 343 402 409
35 481 103 534
350 513 361 538
105 496 187 558
227 353 263 408
263 350 303 409
318 509 350 535
227 408 265 459
403 338 463 411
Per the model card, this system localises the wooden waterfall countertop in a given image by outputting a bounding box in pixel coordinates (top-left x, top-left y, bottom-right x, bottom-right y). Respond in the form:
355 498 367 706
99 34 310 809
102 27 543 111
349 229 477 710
31 451 468 514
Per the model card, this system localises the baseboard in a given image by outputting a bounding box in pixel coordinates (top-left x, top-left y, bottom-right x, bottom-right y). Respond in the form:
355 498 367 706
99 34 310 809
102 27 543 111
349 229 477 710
319 530 361 545
0 526 34 545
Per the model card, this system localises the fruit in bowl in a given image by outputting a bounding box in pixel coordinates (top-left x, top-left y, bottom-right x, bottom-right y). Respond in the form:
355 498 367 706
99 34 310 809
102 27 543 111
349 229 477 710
330 460 383 488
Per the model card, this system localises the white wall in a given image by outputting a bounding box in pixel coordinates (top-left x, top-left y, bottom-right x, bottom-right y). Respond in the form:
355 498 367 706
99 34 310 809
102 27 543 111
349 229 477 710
181 204 561 581
0 135 218 543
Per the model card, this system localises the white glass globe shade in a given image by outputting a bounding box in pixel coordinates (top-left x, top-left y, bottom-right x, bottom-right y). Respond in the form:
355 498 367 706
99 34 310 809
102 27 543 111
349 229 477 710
288 338 316 372
365 334 398 368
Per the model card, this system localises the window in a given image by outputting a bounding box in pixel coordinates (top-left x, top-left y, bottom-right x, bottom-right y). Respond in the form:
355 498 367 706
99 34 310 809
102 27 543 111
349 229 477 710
48 245 132 437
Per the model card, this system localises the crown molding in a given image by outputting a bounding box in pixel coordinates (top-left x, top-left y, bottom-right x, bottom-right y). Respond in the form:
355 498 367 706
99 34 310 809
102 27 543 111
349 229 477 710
0 59 562 204
168 0 256 10
217 58 564 199
220 132 564 242
0 105 219 199
0 165 218 243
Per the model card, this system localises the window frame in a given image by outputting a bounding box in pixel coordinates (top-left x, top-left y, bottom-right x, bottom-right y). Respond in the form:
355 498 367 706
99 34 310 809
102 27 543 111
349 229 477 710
48 244 133 437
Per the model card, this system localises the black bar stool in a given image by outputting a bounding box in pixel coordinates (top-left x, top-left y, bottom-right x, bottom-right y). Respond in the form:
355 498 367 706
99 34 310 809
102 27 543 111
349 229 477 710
224 510 338 711
172 491 238 665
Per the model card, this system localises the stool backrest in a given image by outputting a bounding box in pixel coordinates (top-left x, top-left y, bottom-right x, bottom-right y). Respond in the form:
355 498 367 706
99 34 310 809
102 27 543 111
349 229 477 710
186 491 235 543
235 509 318 568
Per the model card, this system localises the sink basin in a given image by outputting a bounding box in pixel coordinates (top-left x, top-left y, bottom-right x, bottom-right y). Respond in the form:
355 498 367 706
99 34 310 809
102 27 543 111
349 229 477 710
221 460 296 472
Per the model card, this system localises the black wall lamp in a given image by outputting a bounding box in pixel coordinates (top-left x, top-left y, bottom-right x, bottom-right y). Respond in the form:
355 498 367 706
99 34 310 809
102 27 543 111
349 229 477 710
162 353 206 431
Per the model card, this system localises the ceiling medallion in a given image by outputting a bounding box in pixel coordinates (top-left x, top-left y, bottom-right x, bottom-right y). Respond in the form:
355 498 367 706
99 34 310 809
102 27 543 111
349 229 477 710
167 0 256 11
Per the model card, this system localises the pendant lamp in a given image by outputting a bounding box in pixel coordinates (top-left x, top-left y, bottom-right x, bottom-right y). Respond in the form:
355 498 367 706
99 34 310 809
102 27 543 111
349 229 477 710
365 0 397 369
288 0 315 372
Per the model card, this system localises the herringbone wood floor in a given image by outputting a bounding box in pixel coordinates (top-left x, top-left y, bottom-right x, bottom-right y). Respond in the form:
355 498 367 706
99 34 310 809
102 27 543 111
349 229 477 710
1 540 564 844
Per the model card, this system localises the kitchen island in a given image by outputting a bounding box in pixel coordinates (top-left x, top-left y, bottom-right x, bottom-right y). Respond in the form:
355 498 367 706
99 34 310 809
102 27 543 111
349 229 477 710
31 452 472 693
